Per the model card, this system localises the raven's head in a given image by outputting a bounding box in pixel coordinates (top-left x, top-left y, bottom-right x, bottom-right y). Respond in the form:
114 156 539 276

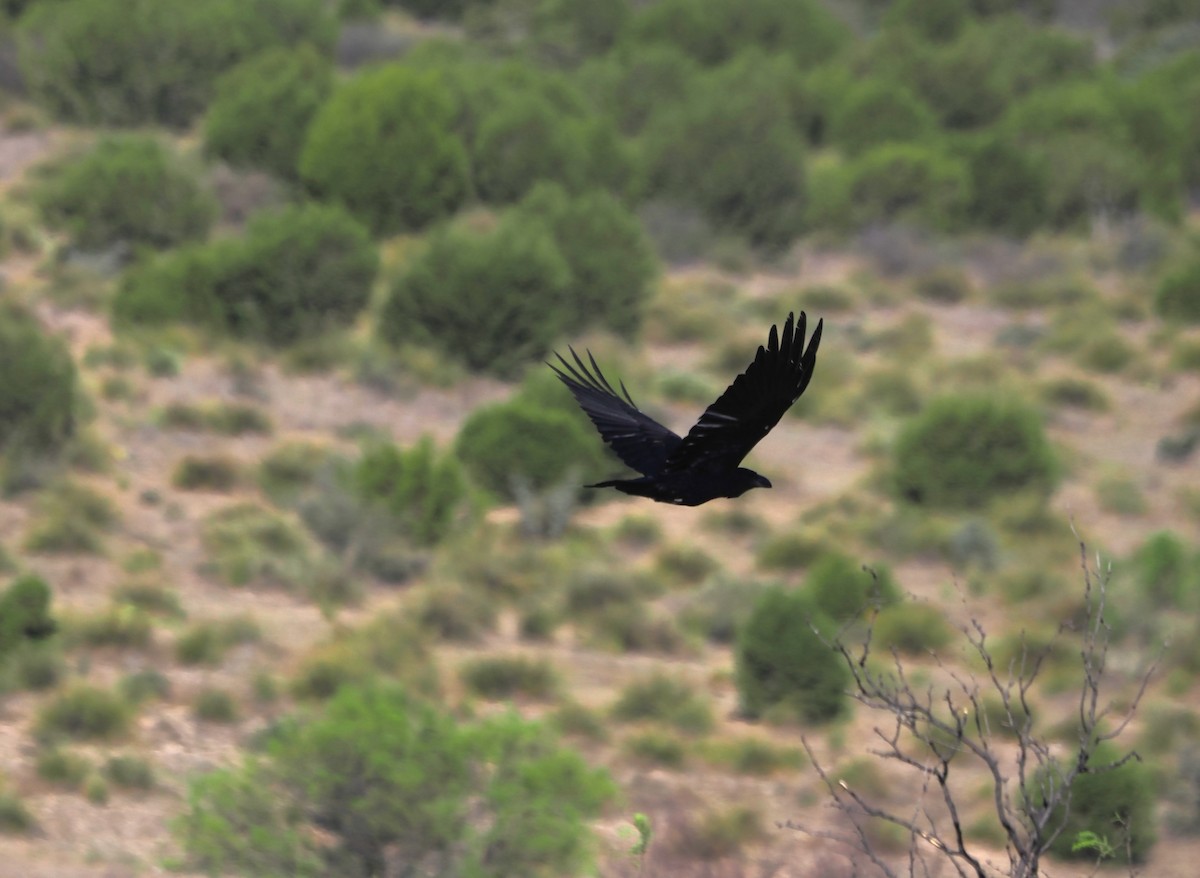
727 468 771 498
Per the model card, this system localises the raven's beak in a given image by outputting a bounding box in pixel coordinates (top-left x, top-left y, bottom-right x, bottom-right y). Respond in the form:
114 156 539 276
756 474 772 490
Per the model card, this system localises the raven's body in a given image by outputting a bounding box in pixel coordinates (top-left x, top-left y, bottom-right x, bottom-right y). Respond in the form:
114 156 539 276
551 312 822 506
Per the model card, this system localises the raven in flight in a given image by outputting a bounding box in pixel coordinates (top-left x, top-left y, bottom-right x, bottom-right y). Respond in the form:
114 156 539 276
550 311 823 506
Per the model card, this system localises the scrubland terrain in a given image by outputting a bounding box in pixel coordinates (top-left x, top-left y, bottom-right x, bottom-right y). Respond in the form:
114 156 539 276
0 1 1198 877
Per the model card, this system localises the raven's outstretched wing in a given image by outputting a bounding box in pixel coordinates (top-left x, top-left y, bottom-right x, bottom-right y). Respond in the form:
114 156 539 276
550 347 682 476
662 312 822 474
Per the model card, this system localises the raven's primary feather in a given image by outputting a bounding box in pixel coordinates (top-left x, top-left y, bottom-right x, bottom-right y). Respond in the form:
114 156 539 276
550 311 823 506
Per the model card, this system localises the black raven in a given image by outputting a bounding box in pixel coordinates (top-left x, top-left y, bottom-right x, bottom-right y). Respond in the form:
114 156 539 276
550 311 823 506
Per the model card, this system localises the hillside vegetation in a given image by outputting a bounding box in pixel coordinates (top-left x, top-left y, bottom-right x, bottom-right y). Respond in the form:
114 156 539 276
0 0 1198 875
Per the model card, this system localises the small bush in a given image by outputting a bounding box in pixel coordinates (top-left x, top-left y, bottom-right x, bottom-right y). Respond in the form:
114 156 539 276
1128 531 1197 609
200 503 314 590
842 143 971 231
36 747 91 788
36 684 131 742
611 673 714 734
160 401 273 435
379 213 568 376
871 602 953 654
352 438 467 546
893 394 1058 508
258 441 331 505
413 583 496 642
0 304 77 458
113 581 185 619
736 586 847 722
172 454 242 491
697 737 805 775
0 573 56 658
115 203 378 347
0 788 33 833
623 729 687 768
680 575 771 644
756 531 826 571
34 135 216 251
119 669 172 704
1040 376 1110 411
460 655 561 701
829 79 937 156
290 613 436 701
1043 743 1157 864
1156 255 1200 324
807 553 900 623
24 481 118 555
642 60 806 249
205 45 333 180
300 64 469 233
512 184 658 337
628 0 848 68
17 0 336 127
194 687 239 723
456 398 602 501
103 755 155 790
68 605 154 650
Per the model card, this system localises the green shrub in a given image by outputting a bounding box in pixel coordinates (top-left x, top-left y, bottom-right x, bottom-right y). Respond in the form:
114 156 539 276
197 402 274 435
175 618 261 666
755 531 825 571
300 64 468 233
36 747 91 788
1002 80 1181 228
258 441 331 505
36 684 131 742
24 481 118 554
871 602 953 654
455 398 608 502
0 789 34 833
472 94 623 204
379 213 568 376
204 45 333 180
893 394 1058 508
680 575 771 644
103 755 155 790
352 437 467 546
611 673 714 734
807 553 900 623
68 606 154 650
460 655 561 701
736 586 847 722
577 44 700 136
1040 376 1110 411
513 183 658 337
829 79 937 156
8 642 64 691
961 133 1049 237
623 729 686 768
628 0 848 68
697 737 804 775
200 503 314 590
182 683 614 877
18 0 336 127
172 454 242 492
212 203 379 346
843 143 971 231
1043 744 1157 864
642 60 806 249
35 135 216 251
194 687 238 723
113 581 184 619
1128 531 1198 609
117 203 378 346
414 582 496 643
0 573 56 659
1156 254 1200 324
119 669 172 704
882 0 968 42
0 304 76 457
290 613 436 701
